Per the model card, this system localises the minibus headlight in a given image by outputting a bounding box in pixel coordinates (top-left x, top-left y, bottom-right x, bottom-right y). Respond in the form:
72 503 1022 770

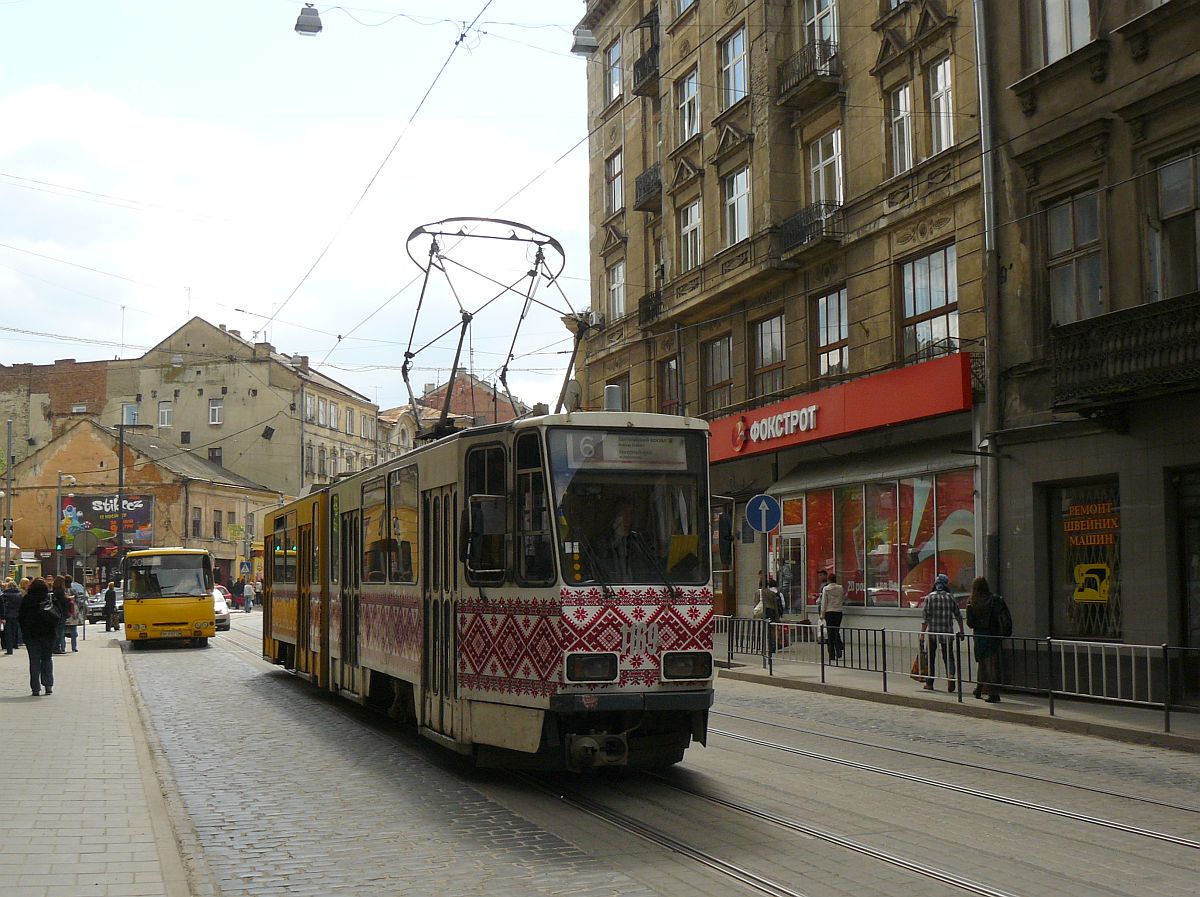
661 651 713 680
565 653 618 683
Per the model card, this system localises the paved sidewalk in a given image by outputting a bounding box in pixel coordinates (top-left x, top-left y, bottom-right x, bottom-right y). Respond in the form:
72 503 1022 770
0 626 190 897
720 654 1200 752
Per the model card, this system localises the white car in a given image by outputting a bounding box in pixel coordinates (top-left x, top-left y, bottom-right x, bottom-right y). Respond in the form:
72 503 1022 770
213 589 231 631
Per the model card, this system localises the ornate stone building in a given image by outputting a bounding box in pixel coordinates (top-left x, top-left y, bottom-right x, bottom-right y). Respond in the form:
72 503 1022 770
574 0 987 621
987 0 1200 648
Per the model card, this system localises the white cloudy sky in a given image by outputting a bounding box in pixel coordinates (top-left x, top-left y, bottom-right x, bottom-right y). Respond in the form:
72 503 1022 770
0 0 592 409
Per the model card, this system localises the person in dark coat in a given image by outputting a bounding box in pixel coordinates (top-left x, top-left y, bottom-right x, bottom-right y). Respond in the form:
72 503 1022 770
2 578 22 654
104 581 119 632
51 575 71 653
18 579 58 696
966 576 1003 703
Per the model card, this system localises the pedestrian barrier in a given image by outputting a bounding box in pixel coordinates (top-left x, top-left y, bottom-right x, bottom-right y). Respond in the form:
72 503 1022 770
713 615 1199 732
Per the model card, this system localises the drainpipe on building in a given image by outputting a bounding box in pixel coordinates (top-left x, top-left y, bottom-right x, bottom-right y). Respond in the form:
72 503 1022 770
675 324 686 416
973 0 1001 586
182 480 189 548
298 382 306 494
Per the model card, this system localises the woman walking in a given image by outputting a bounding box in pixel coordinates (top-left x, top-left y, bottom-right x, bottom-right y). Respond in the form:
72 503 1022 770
51 576 71 654
18 579 58 696
966 576 1003 703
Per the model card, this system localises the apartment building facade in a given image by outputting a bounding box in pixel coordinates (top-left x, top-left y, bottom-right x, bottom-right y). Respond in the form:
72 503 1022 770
0 317 381 500
576 0 987 621
987 0 1200 649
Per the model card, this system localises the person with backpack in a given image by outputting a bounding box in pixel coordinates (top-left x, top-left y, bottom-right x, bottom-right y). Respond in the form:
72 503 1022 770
966 576 1009 703
18 579 58 696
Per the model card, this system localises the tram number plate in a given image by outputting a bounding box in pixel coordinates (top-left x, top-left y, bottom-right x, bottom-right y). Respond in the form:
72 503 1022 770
160 630 182 638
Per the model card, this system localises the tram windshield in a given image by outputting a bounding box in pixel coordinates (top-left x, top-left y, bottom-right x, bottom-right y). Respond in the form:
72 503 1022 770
125 553 214 599
547 428 710 587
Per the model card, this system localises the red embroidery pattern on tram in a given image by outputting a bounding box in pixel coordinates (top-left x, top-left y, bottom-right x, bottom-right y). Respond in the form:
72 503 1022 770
328 594 342 656
457 587 714 697
358 591 421 675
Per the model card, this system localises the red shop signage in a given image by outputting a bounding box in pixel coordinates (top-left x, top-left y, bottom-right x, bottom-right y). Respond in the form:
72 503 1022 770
709 353 972 463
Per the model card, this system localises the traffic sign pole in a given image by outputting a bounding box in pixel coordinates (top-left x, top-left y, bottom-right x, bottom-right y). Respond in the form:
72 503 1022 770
745 494 782 604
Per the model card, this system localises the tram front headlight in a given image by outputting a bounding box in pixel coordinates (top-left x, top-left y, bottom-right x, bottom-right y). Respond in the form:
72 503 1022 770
661 651 713 680
565 653 618 683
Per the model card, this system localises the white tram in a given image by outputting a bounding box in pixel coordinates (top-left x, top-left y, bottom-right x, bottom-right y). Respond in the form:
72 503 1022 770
264 411 715 770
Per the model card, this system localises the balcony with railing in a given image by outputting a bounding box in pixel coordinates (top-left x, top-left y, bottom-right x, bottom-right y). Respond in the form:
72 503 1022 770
632 44 660 97
1051 290 1200 409
777 39 840 108
638 289 663 327
633 162 662 212
777 201 845 255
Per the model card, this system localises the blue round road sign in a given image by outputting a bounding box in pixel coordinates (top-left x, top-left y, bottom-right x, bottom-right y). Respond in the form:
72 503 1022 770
745 493 782 533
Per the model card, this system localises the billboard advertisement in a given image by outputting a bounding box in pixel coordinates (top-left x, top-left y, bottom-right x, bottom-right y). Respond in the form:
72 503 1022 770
59 494 155 551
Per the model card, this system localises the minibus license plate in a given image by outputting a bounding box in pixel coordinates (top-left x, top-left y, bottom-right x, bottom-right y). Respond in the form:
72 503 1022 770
161 630 182 638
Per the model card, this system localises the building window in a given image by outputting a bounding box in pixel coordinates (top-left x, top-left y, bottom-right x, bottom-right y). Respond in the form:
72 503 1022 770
678 0 696 15
180 431 191 445
361 416 369 439
702 335 733 413
158 401 172 428
605 37 622 104
318 398 327 427
606 259 626 320
71 403 87 413
676 68 699 143
1047 190 1103 324
121 403 138 426
191 507 202 538
719 27 747 110
305 394 314 421
751 314 785 398
659 356 680 415
329 402 339 430
928 57 954 155
902 244 959 361
213 509 223 540
346 408 355 436
679 198 702 272
1049 479 1121 639
1029 0 1091 68
208 398 223 425
1153 150 1200 300
722 166 750 246
815 287 849 377
804 0 837 43
605 150 623 215
331 450 339 476
890 83 913 175
809 128 843 205
208 446 222 466
606 374 631 412
305 443 314 475
318 445 327 477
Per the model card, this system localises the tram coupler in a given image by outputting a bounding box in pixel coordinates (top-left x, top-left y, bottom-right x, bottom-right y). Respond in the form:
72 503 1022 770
566 733 628 770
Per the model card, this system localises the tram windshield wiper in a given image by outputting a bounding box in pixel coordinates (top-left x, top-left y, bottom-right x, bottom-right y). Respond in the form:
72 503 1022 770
630 530 681 603
576 532 616 600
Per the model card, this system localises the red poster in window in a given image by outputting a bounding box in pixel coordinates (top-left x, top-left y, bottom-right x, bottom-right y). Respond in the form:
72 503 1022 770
935 469 976 603
835 485 865 606
865 483 900 607
805 490 833 607
899 476 937 607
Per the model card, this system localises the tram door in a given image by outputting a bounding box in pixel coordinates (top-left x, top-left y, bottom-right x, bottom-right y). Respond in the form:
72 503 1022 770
297 523 312 674
422 485 459 738
340 509 360 694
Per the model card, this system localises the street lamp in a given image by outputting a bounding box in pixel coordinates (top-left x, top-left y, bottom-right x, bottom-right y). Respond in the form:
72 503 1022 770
295 3 322 35
55 472 77 576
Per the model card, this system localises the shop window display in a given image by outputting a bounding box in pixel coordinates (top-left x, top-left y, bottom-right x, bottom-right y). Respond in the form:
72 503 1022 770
835 484 865 605
805 490 833 607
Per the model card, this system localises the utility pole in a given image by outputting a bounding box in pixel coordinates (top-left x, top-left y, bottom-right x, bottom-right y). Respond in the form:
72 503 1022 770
117 422 126 567
3 419 12 579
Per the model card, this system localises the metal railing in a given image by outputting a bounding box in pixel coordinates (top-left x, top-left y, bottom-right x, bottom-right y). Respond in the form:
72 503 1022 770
634 162 662 211
712 616 1200 733
777 201 844 253
632 45 660 95
777 39 839 98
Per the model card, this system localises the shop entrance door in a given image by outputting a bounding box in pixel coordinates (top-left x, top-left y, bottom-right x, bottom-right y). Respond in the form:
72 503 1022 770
780 535 805 617
1178 472 1200 703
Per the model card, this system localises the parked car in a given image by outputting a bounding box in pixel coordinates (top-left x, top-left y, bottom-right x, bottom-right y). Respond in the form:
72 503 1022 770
86 587 124 624
213 589 231 631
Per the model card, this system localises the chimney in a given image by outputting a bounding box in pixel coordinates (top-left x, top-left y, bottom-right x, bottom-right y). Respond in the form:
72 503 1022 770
423 382 435 396
294 355 310 372
254 341 275 357
219 324 227 331
229 329 241 339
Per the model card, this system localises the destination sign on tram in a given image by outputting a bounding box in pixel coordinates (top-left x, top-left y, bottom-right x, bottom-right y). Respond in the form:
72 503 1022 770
562 432 688 471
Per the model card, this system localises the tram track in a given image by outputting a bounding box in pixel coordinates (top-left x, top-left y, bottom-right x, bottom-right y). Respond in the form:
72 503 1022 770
708 728 1200 850
215 627 1189 896
712 708 1200 814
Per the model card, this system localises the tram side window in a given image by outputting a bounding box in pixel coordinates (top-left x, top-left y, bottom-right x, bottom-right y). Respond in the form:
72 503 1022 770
516 432 554 585
464 445 507 584
389 466 418 584
330 494 340 584
361 476 391 583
